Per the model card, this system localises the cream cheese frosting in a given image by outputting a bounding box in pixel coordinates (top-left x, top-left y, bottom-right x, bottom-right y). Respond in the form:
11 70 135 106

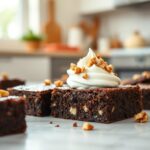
67 48 121 88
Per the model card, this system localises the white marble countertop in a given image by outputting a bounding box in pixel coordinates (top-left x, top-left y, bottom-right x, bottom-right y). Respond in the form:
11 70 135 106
0 111 150 150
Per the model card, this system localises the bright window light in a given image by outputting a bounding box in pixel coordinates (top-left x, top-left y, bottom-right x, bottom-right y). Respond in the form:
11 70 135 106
0 0 22 39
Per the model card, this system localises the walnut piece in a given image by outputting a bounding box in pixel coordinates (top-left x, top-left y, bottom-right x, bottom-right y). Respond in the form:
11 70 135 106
70 107 77 115
82 122 94 131
54 80 63 87
142 71 150 78
132 74 141 80
83 105 88 112
1 72 9 80
70 63 77 71
98 110 103 116
0 90 9 97
82 73 89 79
44 79 51 86
134 112 148 123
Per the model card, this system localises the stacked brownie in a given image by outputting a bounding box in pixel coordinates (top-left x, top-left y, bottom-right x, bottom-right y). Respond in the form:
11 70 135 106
0 96 26 136
122 71 150 109
9 84 55 116
51 86 142 123
0 73 25 90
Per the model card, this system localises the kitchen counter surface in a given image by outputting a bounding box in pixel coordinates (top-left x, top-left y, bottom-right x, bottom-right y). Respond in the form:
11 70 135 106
0 111 150 150
0 50 87 58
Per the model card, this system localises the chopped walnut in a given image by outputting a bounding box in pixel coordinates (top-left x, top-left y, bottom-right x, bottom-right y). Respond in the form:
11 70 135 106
54 80 63 87
82 73 89 79
83 105 88 112
132 74 141 80
81 67 85 73
87 57 97 67
0 90 9 97
98 110 103 116
142 71 150 78
70 63 77 71
44 79 51 86
106 65 113 73
1 72 9 80
74 67 82 74
70 107 77 115
82 122 94 131
134 112 148 123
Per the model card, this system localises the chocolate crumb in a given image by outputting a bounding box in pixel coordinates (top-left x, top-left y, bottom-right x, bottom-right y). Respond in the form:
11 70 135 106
55 125 60 127
49 121 53 124
73 122 78 127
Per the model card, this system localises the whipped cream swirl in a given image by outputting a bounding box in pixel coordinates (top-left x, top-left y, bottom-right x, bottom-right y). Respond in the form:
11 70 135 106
67 48 121 88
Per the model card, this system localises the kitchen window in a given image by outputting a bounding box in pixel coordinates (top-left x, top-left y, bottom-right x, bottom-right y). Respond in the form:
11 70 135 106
0 0 41 50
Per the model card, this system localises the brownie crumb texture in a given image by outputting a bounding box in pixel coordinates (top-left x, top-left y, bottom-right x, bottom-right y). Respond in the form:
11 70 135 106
72 122 78 127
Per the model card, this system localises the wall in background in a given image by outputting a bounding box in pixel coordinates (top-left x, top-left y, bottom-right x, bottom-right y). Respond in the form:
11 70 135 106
100 5 150 43
40 0 81 42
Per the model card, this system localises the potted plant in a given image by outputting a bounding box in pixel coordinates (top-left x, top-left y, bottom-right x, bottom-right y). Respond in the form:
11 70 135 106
22 30 42 52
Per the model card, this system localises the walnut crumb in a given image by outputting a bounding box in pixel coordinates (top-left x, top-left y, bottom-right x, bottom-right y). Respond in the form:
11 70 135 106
73 122 78 127
1 72 9 80
74 67 82 74
54 80 63 87
142 71 150 78
70 107 77 115
82 122 94 131
87 57 97 67
134 112 148 123
82 73 89 79
70 63 77 70
132 74 141 80
0 90 9 97
44 79 51 86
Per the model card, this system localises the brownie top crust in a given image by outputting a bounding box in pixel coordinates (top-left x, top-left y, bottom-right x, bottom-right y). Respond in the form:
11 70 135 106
139 84 150 89
0 78 25 83
0 96 20 101
11 84 55 92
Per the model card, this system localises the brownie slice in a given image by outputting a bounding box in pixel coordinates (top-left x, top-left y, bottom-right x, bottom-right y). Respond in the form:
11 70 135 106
9 84 55 116
51 86 142 123
139 84 150 110
0 96 26 136
0 78 25 90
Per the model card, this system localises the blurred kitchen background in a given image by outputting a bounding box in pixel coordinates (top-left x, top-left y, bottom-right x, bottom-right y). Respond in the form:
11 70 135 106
0 0 150 82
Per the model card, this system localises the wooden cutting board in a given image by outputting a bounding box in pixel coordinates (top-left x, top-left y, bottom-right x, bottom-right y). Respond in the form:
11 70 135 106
43 0 61 44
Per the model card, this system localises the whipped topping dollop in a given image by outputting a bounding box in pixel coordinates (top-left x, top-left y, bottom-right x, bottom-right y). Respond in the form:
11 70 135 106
67 48 121 88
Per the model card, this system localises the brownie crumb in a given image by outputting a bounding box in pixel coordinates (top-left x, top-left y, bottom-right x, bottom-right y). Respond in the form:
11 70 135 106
49 121 53 124
72 122 78 127
55 125 60 127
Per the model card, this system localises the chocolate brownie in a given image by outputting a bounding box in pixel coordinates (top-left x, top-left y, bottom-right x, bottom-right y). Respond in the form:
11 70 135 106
139 84 150 109
51 86 142 123
9 84 55 116
0 96 26 136
0 78 25 90
122 72 150 109
121 71 150 85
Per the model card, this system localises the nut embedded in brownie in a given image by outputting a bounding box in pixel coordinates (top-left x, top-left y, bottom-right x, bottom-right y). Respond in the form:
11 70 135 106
0 96 26 136
9 84 55 116
51 86 142 123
